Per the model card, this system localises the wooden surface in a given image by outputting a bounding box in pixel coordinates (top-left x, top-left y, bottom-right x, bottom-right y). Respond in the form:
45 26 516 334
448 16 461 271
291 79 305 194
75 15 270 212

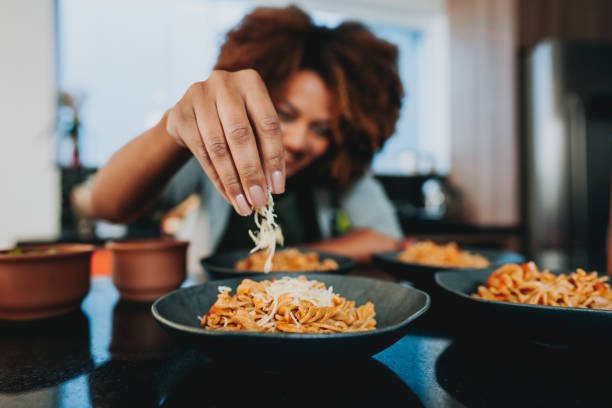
519 0 612 50
448 0 519 227
447 0 612 227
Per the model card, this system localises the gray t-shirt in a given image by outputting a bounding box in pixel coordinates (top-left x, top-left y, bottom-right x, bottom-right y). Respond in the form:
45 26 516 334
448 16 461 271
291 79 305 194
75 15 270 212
162 158 402 278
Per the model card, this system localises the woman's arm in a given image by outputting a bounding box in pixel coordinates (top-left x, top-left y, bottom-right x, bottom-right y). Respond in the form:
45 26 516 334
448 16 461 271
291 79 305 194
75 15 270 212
85 70 286 223
305 229 400 263
88 112 190 223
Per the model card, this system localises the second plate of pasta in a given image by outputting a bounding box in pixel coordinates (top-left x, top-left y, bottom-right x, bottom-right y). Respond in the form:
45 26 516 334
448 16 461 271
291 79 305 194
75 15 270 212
200 247 355 279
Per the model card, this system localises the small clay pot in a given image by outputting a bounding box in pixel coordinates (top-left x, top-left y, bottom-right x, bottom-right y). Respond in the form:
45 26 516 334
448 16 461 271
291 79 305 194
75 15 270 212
105 238 188 301
0 244 94 320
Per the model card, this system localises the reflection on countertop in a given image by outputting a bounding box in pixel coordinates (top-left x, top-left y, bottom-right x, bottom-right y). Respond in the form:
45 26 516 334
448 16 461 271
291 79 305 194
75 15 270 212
436 337 612 407
0 309 93 394
161 357 423 408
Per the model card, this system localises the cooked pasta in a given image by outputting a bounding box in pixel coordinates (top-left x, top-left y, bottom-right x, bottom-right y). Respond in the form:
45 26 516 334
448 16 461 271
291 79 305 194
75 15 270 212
397 241 490 268
200 276 376 333
235 248 339 272
473 261 612 310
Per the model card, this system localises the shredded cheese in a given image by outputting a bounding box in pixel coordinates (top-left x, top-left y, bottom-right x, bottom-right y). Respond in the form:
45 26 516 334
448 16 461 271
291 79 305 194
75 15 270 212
264 277 334 307
247 191 284 272
255 277 336 327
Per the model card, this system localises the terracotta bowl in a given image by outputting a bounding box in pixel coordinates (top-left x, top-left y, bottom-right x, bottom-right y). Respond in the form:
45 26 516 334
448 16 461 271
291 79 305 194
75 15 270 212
105 238 188 301
0 244 94 321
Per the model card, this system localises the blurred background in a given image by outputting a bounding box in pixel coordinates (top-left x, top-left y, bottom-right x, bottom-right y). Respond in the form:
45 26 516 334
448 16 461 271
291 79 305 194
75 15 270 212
1 0 611 271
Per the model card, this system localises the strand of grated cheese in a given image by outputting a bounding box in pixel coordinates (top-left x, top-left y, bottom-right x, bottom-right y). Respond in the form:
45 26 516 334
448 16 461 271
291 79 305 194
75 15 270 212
247 191 284 272
256 277 336 327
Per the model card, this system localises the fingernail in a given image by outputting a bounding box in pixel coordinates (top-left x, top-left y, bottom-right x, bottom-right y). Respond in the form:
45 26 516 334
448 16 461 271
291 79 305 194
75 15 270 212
271 170 285 194
249 185 267 208
234 194 252 216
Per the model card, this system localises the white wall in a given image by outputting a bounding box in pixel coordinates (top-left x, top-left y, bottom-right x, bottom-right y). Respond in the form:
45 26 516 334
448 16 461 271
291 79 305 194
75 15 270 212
0 0 60 248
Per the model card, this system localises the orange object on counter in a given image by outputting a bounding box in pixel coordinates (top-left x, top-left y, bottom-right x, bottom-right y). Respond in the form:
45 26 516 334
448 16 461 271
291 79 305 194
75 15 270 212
91 249 112 276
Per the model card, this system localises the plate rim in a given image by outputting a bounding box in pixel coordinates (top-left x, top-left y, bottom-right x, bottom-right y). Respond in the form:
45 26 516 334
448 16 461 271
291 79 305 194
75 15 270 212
151 273 431 339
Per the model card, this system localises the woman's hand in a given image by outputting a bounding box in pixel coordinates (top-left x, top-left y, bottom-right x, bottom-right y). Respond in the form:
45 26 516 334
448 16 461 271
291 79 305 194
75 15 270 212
166 69 286 216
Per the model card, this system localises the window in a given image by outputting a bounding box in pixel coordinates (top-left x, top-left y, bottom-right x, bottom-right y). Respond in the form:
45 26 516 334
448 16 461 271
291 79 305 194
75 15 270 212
57 0 449 174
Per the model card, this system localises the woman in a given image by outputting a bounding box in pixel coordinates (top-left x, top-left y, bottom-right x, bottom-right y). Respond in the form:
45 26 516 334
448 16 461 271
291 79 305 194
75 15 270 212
84 6 404 276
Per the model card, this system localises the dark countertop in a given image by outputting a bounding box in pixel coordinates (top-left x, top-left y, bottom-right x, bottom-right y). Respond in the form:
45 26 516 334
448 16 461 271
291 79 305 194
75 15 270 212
1 274 609 408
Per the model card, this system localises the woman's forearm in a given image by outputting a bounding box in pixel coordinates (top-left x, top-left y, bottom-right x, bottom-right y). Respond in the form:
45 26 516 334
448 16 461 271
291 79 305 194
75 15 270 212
305 229 401 263
89 111 191 223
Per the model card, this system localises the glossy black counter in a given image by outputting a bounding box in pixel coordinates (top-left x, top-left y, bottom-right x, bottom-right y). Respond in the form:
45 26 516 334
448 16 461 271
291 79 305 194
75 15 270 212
0 275 609 407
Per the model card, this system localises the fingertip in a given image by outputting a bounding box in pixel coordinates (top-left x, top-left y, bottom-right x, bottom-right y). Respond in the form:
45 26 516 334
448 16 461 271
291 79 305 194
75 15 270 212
271 170 285 194
248 185 267 208
233 193 253 216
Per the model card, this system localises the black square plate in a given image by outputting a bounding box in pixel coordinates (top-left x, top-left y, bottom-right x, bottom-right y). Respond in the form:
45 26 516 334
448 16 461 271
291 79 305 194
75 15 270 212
152 273 430 363
373 248 523 289
435 267 612 347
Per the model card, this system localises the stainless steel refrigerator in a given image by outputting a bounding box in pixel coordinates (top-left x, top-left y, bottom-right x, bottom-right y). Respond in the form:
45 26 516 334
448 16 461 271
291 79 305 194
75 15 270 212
522 39 612 271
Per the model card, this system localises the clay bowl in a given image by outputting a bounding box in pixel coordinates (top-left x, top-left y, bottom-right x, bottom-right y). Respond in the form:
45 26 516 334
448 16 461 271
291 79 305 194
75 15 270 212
0 243 94 321
106 238 188 301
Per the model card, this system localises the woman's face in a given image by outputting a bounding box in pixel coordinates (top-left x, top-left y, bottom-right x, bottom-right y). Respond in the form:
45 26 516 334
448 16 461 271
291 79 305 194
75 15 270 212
274 70 334 178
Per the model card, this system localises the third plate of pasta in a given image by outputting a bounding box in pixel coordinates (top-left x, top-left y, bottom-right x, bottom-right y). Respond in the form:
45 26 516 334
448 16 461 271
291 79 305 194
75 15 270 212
435 264 612 347
373 245 524 289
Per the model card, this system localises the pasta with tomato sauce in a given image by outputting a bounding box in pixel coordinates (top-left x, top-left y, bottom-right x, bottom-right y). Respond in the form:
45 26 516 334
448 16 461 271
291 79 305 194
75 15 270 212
235 248 339 272
200 276 376 333
473 262 612 310
397 241 490 268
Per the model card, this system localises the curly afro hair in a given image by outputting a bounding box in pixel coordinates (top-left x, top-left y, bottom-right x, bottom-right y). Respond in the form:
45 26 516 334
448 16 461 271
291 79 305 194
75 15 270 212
215 6 403 189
